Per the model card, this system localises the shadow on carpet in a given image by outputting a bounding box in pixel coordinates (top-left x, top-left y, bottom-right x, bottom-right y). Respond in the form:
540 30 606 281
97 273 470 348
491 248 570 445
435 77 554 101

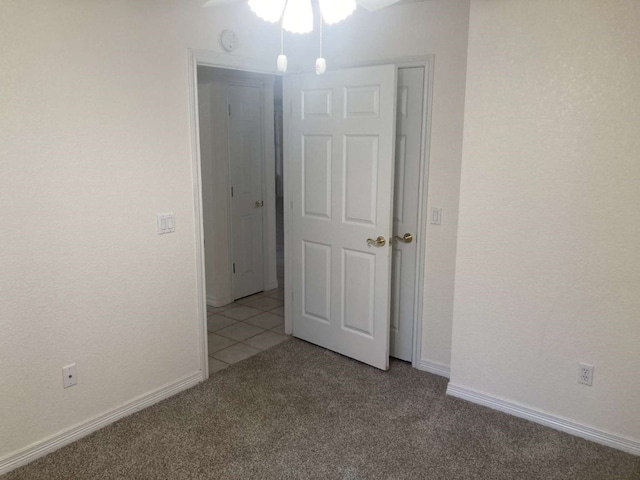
4 339 640 479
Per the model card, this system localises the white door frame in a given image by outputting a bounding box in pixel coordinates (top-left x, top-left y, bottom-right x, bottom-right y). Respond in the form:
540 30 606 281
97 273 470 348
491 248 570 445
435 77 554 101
283 55 434 370
188 49 282 379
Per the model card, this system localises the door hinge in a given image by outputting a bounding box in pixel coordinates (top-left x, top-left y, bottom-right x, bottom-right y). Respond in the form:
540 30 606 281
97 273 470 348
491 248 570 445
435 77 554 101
233 263 236 274
231 186 234 197
228 104 231 116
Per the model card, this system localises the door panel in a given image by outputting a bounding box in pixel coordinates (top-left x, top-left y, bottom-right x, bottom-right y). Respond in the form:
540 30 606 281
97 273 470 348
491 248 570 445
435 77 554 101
342 249 376 337
229 84 264 299
390 67 425 361
302 135 332 219
344 135 378 225
302 241 331 323
288 65 397 371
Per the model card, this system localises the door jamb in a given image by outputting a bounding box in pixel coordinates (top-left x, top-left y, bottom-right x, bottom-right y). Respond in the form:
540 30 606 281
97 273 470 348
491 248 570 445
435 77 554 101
282 55 434 370
188 48 282 380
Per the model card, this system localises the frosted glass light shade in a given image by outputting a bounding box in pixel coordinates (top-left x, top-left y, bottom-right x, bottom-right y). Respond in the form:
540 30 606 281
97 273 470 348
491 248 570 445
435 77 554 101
318 0 357 24
315 57 326 75
248 0 287 23
282 0 314 34
277 54 288 72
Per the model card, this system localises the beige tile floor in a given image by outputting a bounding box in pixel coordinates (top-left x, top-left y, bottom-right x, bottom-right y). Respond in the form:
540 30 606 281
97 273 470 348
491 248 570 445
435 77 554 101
206 287 288 376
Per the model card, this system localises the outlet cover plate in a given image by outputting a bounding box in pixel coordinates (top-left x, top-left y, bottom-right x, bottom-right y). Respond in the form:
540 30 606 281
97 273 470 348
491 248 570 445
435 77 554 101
63 364 77 388
578 363 594 386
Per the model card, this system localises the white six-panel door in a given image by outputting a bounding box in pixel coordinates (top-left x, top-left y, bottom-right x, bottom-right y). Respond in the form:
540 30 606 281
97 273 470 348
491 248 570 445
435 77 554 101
228 83 265 300
390 67 425 361
287 65 397 371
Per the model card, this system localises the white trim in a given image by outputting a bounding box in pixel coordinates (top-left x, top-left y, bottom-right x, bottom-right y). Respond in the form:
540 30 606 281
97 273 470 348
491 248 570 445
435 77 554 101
282 77 293 335
446 383 640 456
0 372 203 476
260 76 278 293
407 57 434 371
188 49 210 381
417 359 450 378
207 294 233 308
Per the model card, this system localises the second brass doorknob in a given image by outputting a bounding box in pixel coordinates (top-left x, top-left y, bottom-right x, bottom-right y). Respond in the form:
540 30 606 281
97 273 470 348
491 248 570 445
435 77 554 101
392 233 414 244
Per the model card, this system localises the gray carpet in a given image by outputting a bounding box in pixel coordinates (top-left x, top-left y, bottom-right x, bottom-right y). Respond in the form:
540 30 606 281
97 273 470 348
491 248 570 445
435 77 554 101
4 339 639 479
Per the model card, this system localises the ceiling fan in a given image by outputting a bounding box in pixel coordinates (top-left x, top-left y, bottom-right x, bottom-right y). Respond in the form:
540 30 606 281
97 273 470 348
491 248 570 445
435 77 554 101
202 0 401 17
203 0 405 73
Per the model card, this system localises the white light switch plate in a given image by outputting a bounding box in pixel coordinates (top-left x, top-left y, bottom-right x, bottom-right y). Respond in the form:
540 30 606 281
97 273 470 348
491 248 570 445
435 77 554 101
157 213 175 235
431 207 442 225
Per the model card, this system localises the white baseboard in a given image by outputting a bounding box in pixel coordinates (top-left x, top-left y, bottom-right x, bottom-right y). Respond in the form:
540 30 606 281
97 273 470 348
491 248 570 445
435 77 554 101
446 383 640 456
416 359 450 378
207 294 233 307
0 371 204 476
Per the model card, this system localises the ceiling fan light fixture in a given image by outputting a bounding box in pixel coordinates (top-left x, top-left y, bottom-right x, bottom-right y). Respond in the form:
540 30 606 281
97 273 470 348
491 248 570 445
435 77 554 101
318 0 357 24
247 0 287 23
277 54 288 72
282 0 314 34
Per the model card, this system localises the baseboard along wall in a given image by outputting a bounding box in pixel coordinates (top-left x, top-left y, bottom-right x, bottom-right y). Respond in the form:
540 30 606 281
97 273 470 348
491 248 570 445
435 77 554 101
0 372 205 476
446 383 640 457
417 359 451 378
206 295 233 308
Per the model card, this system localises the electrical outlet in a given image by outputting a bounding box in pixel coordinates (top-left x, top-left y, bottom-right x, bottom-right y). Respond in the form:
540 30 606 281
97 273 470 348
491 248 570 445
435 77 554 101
578 363 594 386
63 364 77 389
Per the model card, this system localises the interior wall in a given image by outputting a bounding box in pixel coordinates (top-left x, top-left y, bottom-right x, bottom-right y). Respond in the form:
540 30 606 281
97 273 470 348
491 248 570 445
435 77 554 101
286 0 471 370
451 0 640 442
0 0 280 465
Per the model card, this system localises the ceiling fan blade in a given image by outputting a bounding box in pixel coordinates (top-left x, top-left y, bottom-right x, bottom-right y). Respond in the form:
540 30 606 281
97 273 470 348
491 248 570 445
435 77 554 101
355 0 403 11
202 0 242 7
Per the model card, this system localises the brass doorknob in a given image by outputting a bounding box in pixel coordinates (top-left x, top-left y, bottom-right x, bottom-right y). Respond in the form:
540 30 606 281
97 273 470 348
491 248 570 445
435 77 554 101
393 233 414 244
367 236 386 247
255 200 264 208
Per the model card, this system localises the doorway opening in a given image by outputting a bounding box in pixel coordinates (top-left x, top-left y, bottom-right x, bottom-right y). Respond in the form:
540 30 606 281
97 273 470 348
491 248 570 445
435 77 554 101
189 52 432 377
196 65 287 373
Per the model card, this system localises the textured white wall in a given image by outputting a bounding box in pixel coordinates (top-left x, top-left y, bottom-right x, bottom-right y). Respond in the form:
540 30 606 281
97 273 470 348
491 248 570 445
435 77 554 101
451 0 640 441
286 0 471 370
0 0 279 461
0 0 470 464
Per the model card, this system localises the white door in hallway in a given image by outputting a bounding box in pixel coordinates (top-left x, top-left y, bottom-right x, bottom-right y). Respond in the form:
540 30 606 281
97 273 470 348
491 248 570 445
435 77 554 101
228 83 264 299
287 65 397 371
390 67 425 361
